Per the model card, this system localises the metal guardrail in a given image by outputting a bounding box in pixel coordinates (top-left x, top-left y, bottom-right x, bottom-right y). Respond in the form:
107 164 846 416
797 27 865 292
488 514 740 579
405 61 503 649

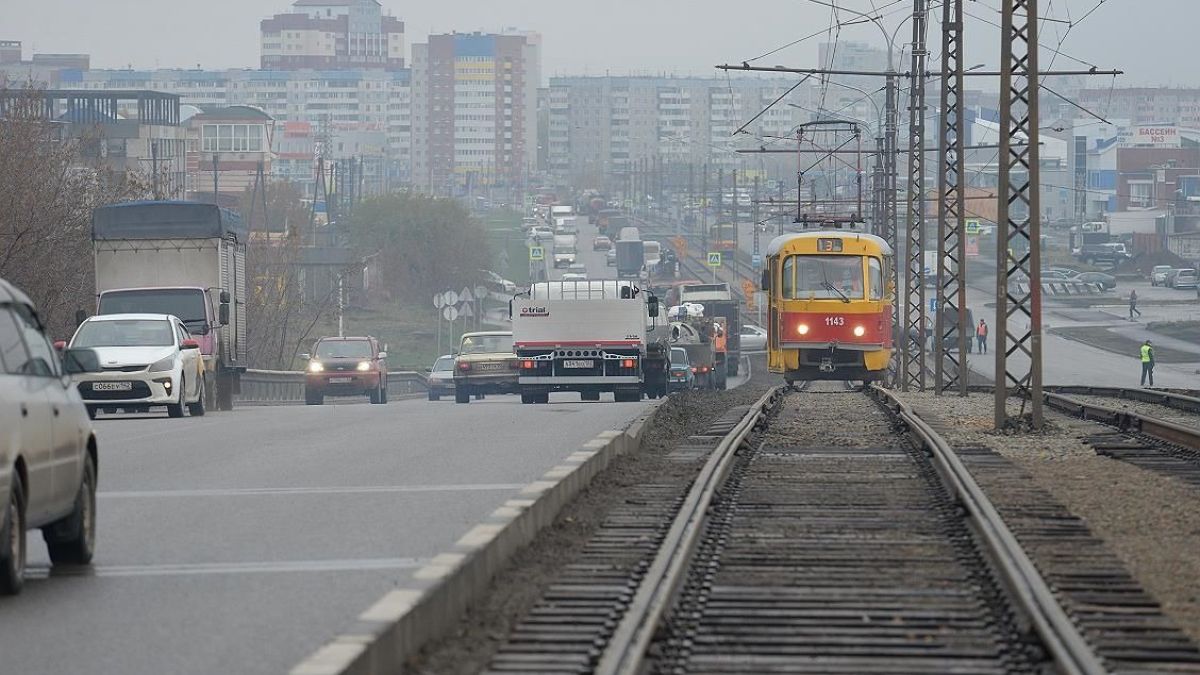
236 369 428 405
1013 281 1107 295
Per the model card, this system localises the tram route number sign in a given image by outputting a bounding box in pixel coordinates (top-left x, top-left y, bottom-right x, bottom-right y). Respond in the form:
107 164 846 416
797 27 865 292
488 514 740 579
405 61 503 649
529 246 545 261
707 252 722 267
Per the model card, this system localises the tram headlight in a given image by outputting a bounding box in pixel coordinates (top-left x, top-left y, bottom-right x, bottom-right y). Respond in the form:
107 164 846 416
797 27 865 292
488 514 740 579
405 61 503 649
796 323 810 336
853 325 866 337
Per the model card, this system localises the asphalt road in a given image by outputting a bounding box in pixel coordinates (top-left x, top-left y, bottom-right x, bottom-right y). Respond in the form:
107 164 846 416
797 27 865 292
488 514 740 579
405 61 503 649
0 394 651 675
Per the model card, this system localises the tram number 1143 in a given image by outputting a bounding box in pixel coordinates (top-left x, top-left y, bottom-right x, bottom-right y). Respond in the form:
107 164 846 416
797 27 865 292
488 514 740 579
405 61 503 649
824 316 846 326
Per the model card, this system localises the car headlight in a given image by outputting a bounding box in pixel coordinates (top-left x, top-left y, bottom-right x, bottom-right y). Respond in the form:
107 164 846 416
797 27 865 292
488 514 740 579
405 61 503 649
308 361 324 373
149 355 176 372
356 361 372 371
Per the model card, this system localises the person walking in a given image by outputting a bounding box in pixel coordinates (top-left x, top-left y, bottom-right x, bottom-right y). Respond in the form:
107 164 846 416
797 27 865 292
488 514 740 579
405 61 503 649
975 319 989 354
1129 289 1141 320
1140 339 1155 387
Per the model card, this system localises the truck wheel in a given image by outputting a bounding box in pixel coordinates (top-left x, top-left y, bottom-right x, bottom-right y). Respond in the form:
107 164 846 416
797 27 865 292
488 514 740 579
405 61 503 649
521 392 535 404
305 390 324 406
188 379 206 417
0 474 26 595
43 454 96 566
216 374 235 411
537 393 551 404
456 389 471 404
204 372 217 411
167 380 186 418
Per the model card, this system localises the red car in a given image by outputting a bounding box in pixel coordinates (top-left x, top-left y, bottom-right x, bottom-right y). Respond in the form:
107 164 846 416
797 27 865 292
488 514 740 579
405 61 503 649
592 235 612 251
302 336 388 405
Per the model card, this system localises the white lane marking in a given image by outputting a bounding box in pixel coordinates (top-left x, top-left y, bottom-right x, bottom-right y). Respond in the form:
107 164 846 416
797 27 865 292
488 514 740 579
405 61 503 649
98 483 526 499
25 557 427 579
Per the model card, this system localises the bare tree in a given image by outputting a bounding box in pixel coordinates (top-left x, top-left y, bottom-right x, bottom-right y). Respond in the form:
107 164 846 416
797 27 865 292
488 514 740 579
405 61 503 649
0 86 152 337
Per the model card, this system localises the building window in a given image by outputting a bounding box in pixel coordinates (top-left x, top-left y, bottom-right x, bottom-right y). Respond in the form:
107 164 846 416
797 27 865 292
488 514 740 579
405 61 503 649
203 124 264 152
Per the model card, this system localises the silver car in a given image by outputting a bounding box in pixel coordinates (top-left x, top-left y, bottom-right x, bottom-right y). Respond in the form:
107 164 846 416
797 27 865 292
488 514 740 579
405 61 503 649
1 278 102 594
427 354 456 401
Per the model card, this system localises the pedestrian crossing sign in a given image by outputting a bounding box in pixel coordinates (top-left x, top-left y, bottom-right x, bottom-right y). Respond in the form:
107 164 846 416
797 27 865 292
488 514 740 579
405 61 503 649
529 246 545 261
965 219 981 235
707 252 722 267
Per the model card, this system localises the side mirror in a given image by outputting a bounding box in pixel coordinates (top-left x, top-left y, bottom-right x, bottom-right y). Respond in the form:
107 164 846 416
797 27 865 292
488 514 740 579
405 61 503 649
53 340 67 352
761 269 770 292
218 303 230 326
377 351 387 359
63 348 102 375
219 290 231 304
181 339 201 350
647 296 660 318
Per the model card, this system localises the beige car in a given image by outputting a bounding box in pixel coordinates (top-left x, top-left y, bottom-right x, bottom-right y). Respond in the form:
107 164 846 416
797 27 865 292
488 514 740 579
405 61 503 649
453 331 518 403
0 278 102 594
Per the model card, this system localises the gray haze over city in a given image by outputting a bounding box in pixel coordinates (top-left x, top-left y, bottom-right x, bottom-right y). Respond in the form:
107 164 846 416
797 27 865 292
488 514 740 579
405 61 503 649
8 0 1197 85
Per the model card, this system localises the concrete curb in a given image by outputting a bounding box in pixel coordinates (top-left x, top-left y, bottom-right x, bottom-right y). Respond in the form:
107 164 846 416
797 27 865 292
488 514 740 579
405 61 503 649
290 401 666 675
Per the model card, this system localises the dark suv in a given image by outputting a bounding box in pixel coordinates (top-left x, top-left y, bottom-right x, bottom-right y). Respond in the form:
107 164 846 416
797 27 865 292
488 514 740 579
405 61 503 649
302 336 388 405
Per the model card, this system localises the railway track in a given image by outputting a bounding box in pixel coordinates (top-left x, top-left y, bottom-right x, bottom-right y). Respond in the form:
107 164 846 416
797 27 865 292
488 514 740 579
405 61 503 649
482 383 1200 674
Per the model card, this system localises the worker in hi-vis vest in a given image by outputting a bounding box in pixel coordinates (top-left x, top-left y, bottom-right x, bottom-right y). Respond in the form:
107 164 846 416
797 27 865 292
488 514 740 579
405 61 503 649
1140 339 1155 387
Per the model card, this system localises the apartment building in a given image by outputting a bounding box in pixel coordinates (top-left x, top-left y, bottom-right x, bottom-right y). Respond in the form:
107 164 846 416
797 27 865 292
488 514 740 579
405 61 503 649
260 0 405 71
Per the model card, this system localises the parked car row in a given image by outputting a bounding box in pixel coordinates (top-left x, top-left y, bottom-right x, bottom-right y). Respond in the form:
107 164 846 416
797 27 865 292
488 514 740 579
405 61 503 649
1150 265 1199 290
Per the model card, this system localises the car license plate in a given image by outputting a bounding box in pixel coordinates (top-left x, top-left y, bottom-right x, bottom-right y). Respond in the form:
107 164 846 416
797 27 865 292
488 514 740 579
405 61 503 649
329 377 352 384
477 363 503 371
563 359 594 369
93 381 132 391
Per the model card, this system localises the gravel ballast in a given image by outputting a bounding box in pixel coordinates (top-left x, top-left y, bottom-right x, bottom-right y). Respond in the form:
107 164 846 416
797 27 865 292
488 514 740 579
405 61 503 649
408 365 773 674
900 390 1200 645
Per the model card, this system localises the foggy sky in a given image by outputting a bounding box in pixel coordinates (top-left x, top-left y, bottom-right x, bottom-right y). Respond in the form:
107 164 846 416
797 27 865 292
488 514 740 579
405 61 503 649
7 0 1196 87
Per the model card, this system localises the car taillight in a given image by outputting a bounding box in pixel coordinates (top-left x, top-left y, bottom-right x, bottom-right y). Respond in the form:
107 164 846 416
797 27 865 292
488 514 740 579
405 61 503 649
691 366 697 373
458 361 471 371
521 360 535 369
622 359 636 368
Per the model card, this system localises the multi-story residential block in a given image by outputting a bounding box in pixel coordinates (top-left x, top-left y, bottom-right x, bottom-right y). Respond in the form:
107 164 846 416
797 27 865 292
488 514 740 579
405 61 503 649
260 0 405 71
1076 87 1200 128
411 31 541 195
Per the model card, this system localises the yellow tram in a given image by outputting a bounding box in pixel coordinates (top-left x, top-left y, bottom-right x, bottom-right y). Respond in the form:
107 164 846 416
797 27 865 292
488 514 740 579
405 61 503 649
763 230 894 383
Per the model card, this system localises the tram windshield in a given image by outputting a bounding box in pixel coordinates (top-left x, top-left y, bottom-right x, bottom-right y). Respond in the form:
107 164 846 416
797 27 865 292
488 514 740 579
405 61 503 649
782 255 867 300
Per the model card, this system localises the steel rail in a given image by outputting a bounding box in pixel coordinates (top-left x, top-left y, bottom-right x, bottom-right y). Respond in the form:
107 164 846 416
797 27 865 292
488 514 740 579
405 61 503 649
593 385 785 675
873 386 1107 675
1043 390 1200 452
1045 385 1200 415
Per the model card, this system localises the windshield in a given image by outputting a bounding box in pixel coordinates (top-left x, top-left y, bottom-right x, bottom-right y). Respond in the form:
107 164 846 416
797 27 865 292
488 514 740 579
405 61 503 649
315 340 373 359
98 289 208 329
671 348 689 365
73 319 174 348
433 356 455 372
782 255 866 300
460 334 513 355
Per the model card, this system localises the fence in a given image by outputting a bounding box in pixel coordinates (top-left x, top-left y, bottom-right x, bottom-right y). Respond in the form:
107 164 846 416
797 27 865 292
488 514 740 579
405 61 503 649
1012 281 1108 296
236 369 429 405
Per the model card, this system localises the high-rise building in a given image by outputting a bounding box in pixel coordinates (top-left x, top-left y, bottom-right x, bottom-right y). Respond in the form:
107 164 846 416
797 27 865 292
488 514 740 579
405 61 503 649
411 31 541 195
260 0 405 71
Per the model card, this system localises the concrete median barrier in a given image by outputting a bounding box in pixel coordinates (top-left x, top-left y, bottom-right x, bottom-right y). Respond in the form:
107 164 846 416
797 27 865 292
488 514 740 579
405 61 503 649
290 402 663 675
236 370 428 405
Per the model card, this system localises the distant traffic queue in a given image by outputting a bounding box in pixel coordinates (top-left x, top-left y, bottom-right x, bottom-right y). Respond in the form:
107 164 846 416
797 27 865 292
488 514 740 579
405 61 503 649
763 230 894 384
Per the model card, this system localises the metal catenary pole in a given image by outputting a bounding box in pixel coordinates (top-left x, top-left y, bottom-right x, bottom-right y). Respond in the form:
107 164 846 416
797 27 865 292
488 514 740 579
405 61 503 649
935 0 969 396
995 0 1044 429
902 0 929 392
883 71 900 384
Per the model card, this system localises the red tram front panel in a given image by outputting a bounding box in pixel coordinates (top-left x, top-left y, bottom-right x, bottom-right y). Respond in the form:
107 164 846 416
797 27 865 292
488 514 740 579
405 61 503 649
777 309 892 348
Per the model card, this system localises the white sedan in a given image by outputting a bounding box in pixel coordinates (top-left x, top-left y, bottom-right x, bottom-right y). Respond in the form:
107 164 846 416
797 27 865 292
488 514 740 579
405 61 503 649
67 313 206 419
740 324 768 352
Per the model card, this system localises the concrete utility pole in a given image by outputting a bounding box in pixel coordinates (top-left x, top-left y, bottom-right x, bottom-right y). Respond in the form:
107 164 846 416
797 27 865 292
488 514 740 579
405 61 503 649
995 0 1044 429
935 0 970 396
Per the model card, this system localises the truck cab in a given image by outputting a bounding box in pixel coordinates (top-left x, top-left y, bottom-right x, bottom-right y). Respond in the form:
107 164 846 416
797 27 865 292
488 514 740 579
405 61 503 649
96 286 224 360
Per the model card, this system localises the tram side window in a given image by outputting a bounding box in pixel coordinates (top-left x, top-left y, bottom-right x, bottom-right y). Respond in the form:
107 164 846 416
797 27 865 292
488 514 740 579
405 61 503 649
781 256 794 298
868 257 883 300
788 255 865 300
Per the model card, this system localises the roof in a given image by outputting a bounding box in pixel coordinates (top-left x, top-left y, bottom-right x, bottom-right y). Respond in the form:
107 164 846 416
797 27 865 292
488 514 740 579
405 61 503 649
766 231 893 256
315 336 375 341
93 201 248 242
191 105 272 121
0 278 34 307
84 313 177 322
461 331 513 337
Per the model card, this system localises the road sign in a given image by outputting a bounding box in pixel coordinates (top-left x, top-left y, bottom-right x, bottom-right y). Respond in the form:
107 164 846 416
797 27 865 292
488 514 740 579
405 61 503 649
530 246 545 261
459 303 475 318
433 293 445 309
443 290 459 307
965 219 981 235
707 252 722 267
442 306 459 321
751 253 762 268
474 285 489 300
460 286 474 303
